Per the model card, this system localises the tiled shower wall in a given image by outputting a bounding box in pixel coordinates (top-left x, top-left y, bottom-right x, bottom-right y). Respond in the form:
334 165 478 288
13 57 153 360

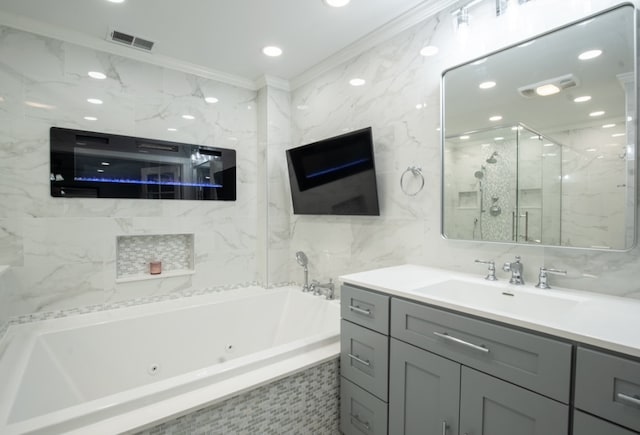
285 0 640 298
0 25 260 326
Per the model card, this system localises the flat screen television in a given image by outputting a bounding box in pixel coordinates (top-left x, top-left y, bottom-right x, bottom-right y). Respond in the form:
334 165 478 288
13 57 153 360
286 127 380 216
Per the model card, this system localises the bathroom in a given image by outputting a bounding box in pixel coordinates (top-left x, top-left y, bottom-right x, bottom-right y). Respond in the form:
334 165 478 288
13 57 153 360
0 0 639 433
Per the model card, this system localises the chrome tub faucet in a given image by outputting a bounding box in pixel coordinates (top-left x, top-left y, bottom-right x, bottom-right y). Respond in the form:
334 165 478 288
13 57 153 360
310 279 335 300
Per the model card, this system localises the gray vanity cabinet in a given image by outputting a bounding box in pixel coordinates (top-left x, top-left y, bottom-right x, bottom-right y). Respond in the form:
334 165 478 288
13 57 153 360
340 285 390 435
388 338 460 435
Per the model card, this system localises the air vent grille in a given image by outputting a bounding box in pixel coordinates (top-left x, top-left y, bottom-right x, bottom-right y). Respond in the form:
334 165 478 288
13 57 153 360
107 29 155 52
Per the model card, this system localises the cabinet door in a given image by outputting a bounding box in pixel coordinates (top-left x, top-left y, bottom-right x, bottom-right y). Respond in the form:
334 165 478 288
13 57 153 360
460 367 568 435
389 338 460 435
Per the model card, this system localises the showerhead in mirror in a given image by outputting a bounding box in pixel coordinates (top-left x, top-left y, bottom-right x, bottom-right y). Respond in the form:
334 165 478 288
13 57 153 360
486 151 498 164
474 170 484 179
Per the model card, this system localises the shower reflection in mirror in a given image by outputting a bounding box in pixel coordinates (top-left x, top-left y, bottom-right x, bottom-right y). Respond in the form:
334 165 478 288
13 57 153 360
443 123 562 245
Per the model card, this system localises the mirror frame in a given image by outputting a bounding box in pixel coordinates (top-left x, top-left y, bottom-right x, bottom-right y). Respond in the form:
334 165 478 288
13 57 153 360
439 3 638 252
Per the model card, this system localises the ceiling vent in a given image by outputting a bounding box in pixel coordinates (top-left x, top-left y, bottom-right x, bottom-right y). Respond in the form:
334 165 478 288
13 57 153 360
518 74 579 98
107 29 155 52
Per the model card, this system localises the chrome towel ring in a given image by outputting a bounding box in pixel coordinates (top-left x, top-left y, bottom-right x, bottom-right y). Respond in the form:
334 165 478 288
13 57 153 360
400 166 424 196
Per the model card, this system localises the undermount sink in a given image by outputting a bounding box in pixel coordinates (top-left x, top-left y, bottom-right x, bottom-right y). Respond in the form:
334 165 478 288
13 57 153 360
410 279 588 320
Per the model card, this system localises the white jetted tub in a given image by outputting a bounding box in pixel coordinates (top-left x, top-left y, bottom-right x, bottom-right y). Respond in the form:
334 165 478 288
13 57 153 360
0 286 340 434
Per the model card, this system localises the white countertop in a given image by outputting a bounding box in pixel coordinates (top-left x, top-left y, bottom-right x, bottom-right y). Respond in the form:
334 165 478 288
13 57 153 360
340 264 640 359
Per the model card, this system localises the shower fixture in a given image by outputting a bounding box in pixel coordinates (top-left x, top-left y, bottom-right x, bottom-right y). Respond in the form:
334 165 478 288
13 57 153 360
486 151 499 164
295 251 310 292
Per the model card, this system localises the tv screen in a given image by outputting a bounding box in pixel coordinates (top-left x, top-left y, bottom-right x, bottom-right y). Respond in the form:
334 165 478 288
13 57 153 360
286 127 380 216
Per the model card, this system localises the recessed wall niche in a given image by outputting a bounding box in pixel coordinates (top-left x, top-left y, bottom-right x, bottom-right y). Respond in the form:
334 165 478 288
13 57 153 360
116 234 195 282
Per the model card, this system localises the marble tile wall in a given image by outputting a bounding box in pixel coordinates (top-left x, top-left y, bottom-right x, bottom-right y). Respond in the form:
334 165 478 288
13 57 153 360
287 0 640 299
0 26 259 326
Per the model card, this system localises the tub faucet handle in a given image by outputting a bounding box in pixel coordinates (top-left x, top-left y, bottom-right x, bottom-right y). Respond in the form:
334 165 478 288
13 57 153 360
475 259 497 281
535 266 567 289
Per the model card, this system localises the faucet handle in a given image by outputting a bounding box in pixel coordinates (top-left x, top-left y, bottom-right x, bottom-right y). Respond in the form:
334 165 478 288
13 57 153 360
475 259 497 281
535 266 567 289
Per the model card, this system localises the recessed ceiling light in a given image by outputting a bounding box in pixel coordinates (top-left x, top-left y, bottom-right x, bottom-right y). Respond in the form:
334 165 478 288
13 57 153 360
182 114 195 120
511 126 523 131
589 111 605 117
612 133 625 137
459 135 470 140
489 115 502 122
535 84 560 96
106 0 125 3
84 116 98 121
597 155 605 159
479 81 496 89
543 143 554 147
494 137 504 141
579 49 602 60
262 46 283 57
574 96 591 103
167 127 177 131
602 123 616 129
323 0 350 7
420 46 439 56
97 169 105 173
101 162 110 166
349 78 366 87
87 98 103 105
88 71 107 80
586 148 597 152
205 97 219 104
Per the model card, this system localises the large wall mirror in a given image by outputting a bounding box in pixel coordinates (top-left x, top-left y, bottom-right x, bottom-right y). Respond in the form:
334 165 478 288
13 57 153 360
441 3 637 250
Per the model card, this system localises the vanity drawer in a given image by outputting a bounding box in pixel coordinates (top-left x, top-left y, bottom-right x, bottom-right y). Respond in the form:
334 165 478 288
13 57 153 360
575 347 640 433
341 377 388 435
341 319 389 401
341 284 390 334
391 298 572 403
573 410 639 435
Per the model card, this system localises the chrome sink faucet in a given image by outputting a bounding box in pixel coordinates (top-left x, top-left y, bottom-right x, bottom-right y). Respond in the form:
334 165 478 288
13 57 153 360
535 266 567 289
503 256 524 285
475 259 497 281
310 279 335 300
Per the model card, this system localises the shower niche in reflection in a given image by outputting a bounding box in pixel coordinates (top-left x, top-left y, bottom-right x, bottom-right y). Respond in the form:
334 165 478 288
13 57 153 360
50 127 236 200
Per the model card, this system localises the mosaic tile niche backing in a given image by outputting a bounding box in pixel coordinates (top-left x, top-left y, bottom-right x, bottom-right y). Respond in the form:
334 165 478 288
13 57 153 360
134 358 340 435
117 234 194 279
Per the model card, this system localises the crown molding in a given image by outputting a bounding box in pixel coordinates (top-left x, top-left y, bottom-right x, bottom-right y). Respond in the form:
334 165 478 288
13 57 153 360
289 0 460 90
254 75 291 92
0 10 257 91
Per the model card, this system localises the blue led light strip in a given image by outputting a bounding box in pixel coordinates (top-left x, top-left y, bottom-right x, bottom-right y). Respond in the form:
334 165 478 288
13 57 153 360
306 158 369 179
74 177 222 188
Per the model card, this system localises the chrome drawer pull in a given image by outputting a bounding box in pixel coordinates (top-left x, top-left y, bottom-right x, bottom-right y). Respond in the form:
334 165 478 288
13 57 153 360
347 353 371 366
433 331 489 353
349 305 372 316
617 392 640 408
350 413 371 430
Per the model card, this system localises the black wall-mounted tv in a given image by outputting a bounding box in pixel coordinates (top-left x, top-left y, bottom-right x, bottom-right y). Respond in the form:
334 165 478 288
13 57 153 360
286 127 380 216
